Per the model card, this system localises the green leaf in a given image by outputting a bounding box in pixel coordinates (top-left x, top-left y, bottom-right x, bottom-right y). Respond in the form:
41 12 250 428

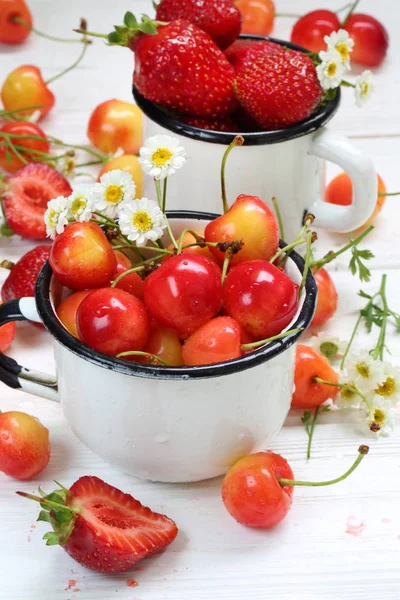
43 532 60 546
114 25 129 35
37 510 52 524
359 290 372 299
107 31 122 44
139 15 158 35
0 222 14 237
124 11 137 28
152 0 159 9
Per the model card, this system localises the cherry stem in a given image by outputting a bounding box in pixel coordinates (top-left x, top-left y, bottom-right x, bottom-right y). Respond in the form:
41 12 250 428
269 238 305 264
311 225 374 274
340 312 362 370
177 229 195 254
298 231 313 298
0 260 14 270
221 253 232 284
370 274 388 361
116 351 169 366
12 16 87 43
313 377 373 411
221 136 244 214
0 105 44 117
305 406 325 460
73 29 108 39
16 491 78 513
110 265 145 287
45 36 90 85
271 197 285 241
274 12 301 17
342 0 362 26
278 446 369 487
379 191 400 197
0 132 107 162
241 327 303 351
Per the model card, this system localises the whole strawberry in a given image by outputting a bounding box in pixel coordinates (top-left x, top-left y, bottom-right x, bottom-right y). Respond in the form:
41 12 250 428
155 0 242 50
1 245 50 302
181 115 238 132
234 50 323 130
18 476 178 573
226 39 285 72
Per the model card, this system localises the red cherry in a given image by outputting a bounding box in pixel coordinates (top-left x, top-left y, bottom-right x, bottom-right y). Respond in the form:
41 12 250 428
204 195 279 266
290 10 340 53
87 99 143 154
221 451 294 528
0 121 50 173
143 326 183 366
345 14 388 67
182 316 242 366
291 345 338 409
113 250 144 300
311 268 338 327
0 0 32 45
236 0 275 37
49 222 117 291
223 260 298 339
0 301 16 351
0 411 50 480
1 65 55 120
77 288 150 356
56 290 93 339
143 254 223 336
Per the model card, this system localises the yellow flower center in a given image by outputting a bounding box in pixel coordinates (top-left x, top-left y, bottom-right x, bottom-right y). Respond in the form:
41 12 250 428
152 148 173 167
71 196 86 217
105 184 124 205
327 61 338 77
336 43 349 61
133 211 153 232
341 385 357 400
356 362 370 379
361 82 369 98
376 377 396 397
373 408 385 426
64 158 75 176
48 208 57 227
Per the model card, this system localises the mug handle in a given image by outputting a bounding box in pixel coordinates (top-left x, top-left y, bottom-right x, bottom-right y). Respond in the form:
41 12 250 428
0 298 59 402
308 127 377 232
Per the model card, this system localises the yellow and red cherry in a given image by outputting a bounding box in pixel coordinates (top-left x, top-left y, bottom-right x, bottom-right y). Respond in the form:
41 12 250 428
236 0 275 37
87 99 143 154
143 254 223 336
221 451 294 528
97 154 143 198
1 65 55 120
0 301 16 351
77 288 150 357
182 316 242 366
290 10 340 53
56 290 93 339
165 230 217 264
143 326 183 366
0 121 50 173
291 345 338 410
311 268 338 328
344 14 389 67
204 195 279 266
223 260 298 340
0 411 50 480
49 222 117 291
0 0 32 45
113 250 144 300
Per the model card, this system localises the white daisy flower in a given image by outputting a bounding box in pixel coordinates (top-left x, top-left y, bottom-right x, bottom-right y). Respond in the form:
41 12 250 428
139 135 187 180
67 187 93 223
336 371 363 409
44 196 69 239
118 197 167 247
359 397 395 438
91 169 136 218
355 70 373 108
374 363 400 406
345 351 386 395
309 333 346 361
58 156 76 179
316 49 346 90
324 29 354 69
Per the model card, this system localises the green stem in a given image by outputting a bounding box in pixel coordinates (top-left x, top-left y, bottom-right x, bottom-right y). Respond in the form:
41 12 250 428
0 105 44 117
371 274 388 361
241 328 303 351
6 137 28 165
73 29 108 39
270 238 305 264
221 136 244 214
75 160 103 168
177 229 191 254
379 191 400 197
271 197 285 241
165 221 178 250
274 12 301 17
111 266 145 287
336 3 353 13
162 178 168 212
312 225 374 274
307 407 321 461
341 80 356 88
12 16 86 43
298 232 313 298
16 491 78 513
221 253 232 284
154 179 162 209
314 377 372 411
341 0 362 26
340 313 362 370
116 351 169 366
45 38 90 85
0 132 106 162
279 446 369 487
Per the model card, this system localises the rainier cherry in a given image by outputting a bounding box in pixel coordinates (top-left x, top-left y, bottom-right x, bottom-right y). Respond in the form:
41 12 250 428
143 326 183 366
291 345 338 409
165 230 217 263
290 10 340 53
0 121 50 173
49 222 117 291
56 290 93 339
182 316 242 366
87 99 143 155
0 411 50 480
0 0 32 45
1 65 55 120
345 14 389 67
236 0 275 36
143 254 222 336
97 154 143 197
311 268 338 327
113 250 144 300
0 302 16 351
77 288 150 356
223 260 298 340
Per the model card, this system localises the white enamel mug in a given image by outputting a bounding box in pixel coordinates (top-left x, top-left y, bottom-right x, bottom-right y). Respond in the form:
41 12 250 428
133 36 377 242
0 212 317 483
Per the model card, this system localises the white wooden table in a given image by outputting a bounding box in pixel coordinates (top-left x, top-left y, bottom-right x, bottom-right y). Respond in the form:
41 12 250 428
1 1 400 598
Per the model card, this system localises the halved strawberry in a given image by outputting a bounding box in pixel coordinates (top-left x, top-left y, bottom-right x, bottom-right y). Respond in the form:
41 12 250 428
17 476 178 573
2 163 72 239
1 245 51 302
225 39 285 72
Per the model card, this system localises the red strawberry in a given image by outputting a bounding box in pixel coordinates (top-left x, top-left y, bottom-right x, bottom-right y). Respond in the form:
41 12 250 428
155 0 242 50
2 163 72 239
181 115 238 132
132 20 238 118
1 245 50 302
17 476 178 573
234 50 323 130
225 39 285 72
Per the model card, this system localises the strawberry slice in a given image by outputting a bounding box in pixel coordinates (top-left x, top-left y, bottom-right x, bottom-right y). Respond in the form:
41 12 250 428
1 245 51 302
17 476 178 573
2 163 72 239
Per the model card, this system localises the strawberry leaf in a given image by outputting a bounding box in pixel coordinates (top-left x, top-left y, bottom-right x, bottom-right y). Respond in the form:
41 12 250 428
124 12 137 28
37 510 52 524
108 31 122 44
43 532 60 546
52 508 74 524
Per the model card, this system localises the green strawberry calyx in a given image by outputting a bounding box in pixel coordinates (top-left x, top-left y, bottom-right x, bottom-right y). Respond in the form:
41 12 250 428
74 13 167 48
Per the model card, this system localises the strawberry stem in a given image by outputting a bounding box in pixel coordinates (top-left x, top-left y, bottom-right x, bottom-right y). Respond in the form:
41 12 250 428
278 446 369 487
12 16 88 43
16 491 77 513
221 136 244 214
241 328 303 351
